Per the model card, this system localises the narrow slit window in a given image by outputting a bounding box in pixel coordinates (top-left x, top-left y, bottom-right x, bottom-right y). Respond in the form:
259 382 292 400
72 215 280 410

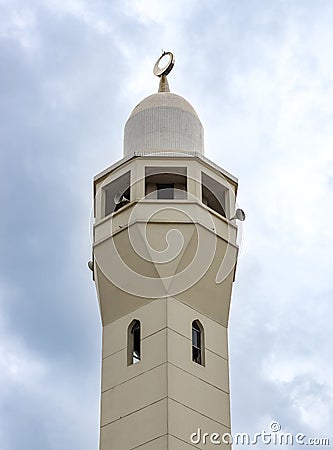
128 320 141 365
192 320 204 366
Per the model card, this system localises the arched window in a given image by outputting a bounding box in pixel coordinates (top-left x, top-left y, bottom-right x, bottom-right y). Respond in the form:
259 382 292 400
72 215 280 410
192 320 204 366
127 320 141 365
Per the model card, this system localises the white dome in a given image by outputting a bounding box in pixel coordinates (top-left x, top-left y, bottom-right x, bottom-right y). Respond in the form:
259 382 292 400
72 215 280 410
123 92 204 156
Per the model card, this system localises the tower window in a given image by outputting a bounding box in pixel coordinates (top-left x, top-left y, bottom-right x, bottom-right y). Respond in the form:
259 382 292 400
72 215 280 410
192 320 204 366
103 171 130 217
127 320 141 365
201 172 227 218
145 167 187 200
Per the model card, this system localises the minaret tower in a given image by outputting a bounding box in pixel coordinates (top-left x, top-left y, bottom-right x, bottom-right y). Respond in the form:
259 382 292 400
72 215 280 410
91 52 244 449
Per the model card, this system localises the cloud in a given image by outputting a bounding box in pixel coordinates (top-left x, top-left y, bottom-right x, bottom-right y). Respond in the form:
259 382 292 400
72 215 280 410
44 0 114 34
124 0 201 24
0 2 39 52
0 278 100 450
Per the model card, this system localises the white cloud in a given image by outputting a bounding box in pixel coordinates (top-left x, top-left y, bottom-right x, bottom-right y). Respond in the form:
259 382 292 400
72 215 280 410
0 339 45 388
0 3 39 51
45 0 113 34
124 0 200 24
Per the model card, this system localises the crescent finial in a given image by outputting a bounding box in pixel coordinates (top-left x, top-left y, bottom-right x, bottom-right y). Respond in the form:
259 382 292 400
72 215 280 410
153 51 175 92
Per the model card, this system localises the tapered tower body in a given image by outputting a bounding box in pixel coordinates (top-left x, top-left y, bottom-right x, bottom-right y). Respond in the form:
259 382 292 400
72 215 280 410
91 53 243 449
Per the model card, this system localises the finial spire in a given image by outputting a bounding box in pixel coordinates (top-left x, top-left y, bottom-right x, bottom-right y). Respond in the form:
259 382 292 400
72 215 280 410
153 51 175 93
158 75 170 92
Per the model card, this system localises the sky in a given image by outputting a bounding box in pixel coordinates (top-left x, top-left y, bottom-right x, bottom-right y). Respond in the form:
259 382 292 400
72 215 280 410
0 0 333 449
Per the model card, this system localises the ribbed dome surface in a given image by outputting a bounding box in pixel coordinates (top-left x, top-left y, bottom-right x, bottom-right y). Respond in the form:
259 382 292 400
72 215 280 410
123 92 204 156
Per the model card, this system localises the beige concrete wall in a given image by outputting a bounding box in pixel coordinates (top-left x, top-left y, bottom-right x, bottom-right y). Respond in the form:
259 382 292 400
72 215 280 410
99 296 232 449
168 398 231 450
94 201 237 245
102 298 167 358
102 329 167 392
168 363 230 427
100 398 168 450
167 296 229 358
132 435 168 449
94 222 237 326
167 328 229 393
101 363 167 426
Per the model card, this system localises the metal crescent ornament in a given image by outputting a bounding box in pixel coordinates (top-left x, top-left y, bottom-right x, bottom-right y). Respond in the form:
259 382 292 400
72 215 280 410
153 51 175 77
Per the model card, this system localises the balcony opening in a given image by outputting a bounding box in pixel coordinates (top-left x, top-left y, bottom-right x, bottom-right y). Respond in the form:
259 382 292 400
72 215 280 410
103 171 130 217
145 167 187 200
201 172 227 217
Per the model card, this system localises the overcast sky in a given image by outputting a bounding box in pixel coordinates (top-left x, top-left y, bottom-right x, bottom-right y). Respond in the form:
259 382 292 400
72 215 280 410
1 0 333 449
